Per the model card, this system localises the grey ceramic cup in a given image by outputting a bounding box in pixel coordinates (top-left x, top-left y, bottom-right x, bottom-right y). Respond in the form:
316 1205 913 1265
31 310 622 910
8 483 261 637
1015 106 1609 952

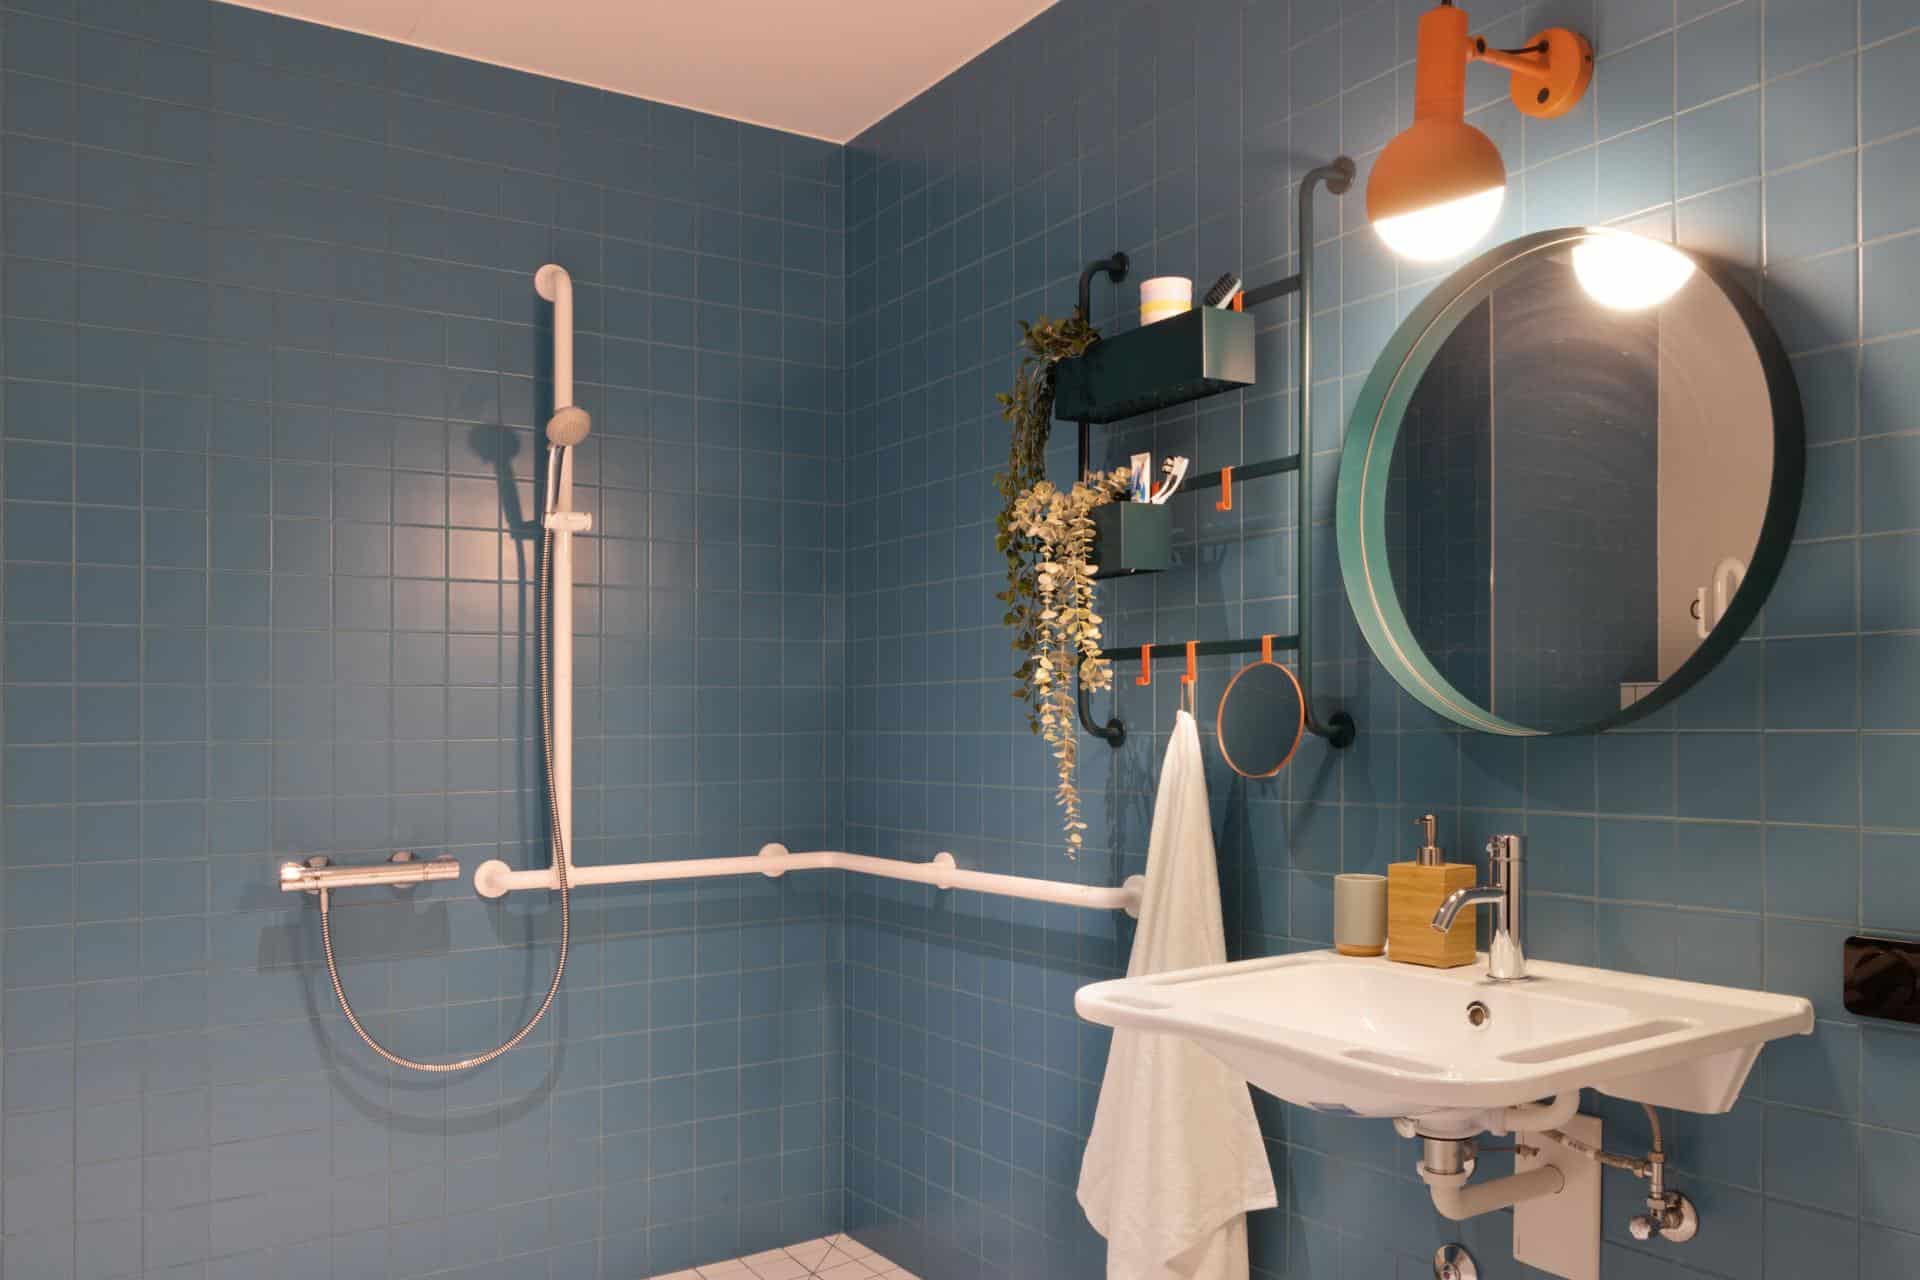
1335 873 1388 957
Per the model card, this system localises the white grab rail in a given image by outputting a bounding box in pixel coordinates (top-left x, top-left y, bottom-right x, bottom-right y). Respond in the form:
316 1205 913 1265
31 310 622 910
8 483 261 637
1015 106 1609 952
473 843 1144 916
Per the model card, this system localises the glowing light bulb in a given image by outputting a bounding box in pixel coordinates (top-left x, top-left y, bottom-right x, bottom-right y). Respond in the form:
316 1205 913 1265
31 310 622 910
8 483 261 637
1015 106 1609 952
1571 232 1696 310
1370 186 1506 263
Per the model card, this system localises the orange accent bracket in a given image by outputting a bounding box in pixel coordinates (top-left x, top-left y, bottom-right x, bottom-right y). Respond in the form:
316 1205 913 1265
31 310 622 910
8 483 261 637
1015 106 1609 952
1260 634 1275 664
1135 645 1152 686
1472 42 1546 79
1216 466 1233 512
1182 641 1198 686
1469 25 1593 119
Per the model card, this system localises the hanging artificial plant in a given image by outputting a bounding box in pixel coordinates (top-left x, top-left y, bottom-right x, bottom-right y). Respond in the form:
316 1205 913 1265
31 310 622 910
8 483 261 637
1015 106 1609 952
994 309 1124 853
1005 468 1130 852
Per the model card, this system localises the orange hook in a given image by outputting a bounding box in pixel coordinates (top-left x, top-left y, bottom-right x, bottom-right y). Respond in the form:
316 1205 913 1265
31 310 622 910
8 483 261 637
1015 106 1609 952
1215 465 1233 512
1260 634 1275 664
1183 640 1198 686
1135 644 1152 686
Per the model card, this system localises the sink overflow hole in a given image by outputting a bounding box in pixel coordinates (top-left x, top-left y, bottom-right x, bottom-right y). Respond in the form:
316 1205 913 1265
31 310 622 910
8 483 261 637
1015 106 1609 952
1465 1001 1491 1028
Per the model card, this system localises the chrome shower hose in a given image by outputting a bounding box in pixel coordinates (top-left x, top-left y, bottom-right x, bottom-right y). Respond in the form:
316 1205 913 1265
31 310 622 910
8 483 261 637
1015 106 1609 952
317 520 571 1073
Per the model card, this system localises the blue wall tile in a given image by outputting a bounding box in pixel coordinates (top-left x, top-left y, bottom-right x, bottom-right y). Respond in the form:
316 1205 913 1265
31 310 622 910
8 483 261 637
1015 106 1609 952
1677 1 1762 111
1765 152 1857 263
1865 29 1920 143
1677 89 1761 197
1765 54 1858 171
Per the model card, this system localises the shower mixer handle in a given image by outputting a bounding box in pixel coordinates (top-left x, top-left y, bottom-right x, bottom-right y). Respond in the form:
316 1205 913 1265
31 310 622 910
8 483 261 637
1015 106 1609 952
279 853 461 894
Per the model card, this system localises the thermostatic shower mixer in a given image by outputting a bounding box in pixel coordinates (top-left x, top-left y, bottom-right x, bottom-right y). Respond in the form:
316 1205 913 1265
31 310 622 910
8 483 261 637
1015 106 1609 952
279 852 461 894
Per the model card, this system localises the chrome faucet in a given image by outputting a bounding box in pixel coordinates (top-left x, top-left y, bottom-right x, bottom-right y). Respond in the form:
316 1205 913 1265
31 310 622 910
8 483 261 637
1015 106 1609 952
1432 835 1527 981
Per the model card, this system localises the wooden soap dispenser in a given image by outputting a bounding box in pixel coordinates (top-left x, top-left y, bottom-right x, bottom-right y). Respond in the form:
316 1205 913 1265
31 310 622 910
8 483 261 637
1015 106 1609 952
1387 814 1478 968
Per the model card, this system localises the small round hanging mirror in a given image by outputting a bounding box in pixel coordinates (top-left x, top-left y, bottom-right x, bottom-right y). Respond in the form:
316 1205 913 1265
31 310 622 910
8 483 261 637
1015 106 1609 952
1216 636 1305 777
1337 227 1804 734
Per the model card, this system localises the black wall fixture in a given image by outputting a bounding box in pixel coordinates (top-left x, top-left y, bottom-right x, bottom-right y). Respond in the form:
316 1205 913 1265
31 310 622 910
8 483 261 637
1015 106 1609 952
1843 935 1920 1025
1063 160 1359 751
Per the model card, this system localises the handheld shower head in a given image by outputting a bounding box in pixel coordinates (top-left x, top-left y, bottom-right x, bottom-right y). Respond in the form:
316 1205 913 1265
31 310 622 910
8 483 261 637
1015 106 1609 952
546 406 592 447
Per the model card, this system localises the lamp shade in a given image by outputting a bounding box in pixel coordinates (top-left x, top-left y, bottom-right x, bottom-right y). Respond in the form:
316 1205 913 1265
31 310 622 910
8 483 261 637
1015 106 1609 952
1368 2 1509 262
1367 118 1507 261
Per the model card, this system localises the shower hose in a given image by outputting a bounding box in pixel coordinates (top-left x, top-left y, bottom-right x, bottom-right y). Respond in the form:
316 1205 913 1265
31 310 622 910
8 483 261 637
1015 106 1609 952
316 460 572 1072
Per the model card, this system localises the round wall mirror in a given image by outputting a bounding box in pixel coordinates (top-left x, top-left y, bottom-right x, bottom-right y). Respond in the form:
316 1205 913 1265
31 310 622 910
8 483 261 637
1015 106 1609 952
1337 228 1804 735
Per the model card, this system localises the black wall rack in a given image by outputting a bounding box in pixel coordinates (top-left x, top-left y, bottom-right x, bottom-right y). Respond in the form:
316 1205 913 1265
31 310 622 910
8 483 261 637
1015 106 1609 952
1064 158 1360 752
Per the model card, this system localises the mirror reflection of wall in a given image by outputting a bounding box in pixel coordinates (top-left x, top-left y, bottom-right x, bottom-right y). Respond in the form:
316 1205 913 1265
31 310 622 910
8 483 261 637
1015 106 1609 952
1656 277 1770 682
1385 251 1773 733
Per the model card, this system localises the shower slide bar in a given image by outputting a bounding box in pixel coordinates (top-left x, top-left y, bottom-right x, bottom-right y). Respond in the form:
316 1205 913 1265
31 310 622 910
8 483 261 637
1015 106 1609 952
473 842 1145 916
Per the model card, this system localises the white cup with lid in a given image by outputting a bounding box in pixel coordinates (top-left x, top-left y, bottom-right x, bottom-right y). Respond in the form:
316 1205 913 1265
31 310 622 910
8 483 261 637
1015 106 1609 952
1140 276 1192 326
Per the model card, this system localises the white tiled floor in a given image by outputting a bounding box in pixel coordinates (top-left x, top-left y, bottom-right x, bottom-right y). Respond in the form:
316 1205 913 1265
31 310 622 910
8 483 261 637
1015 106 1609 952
650 1234 917 1280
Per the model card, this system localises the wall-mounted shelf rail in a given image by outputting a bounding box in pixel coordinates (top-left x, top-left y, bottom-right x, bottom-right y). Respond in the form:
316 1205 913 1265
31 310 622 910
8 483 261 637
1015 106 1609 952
1112 635 1302 662
1184 453 1302 493
474 843 1144 915
1067 157 1359 753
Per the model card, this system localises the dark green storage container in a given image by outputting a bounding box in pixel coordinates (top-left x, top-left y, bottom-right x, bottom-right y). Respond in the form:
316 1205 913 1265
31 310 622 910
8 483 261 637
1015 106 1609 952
1053 308 1256 423
1091 501 1171 579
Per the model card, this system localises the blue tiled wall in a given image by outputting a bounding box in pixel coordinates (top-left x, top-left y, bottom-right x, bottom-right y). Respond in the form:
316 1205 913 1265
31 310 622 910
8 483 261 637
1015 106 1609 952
0 2 845 1276
845 0 1920 1277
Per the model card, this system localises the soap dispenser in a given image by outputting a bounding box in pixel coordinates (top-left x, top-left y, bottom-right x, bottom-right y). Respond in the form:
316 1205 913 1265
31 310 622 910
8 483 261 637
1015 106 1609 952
1387 814 1478 968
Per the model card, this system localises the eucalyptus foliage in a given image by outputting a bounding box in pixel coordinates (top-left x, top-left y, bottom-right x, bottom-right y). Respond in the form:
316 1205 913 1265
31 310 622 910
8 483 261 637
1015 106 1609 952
995 311 1100 700
993 310 1120 852
1005 468 1130 853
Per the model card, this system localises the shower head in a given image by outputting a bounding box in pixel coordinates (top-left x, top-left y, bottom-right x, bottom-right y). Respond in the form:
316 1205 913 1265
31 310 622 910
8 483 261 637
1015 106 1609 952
546 406 592 447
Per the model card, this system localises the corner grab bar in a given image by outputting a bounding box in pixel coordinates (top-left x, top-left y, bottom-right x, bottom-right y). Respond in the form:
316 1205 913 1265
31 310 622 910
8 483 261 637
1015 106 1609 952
473 843 1144 916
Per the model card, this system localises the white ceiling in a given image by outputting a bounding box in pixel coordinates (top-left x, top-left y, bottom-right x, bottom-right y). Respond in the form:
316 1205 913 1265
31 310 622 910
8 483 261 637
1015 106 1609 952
220 0 1055 142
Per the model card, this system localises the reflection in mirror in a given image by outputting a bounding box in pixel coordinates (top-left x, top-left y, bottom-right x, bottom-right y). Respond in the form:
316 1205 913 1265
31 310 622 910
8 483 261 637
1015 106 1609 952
1361 230 1792 733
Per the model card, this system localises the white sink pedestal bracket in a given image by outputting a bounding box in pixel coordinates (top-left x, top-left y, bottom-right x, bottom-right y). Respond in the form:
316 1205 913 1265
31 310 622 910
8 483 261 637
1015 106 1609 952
1398 1095 1601 1280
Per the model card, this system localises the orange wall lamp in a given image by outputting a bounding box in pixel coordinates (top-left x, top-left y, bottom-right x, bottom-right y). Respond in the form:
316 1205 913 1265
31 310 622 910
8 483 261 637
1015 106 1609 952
1368 0 1594 261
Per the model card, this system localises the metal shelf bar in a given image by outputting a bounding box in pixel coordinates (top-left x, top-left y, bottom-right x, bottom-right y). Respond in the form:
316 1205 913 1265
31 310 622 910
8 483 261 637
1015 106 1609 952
1238 273 1303 308
1107 635 1303 662
1183 454 1301 492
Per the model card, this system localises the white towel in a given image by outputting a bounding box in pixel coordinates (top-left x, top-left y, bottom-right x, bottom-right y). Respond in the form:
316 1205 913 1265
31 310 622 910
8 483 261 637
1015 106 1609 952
1077 709 1278 1280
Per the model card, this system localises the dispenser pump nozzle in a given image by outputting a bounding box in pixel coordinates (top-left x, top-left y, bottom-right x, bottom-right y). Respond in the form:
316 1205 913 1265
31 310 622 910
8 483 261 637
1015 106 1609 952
1415 813 1444 866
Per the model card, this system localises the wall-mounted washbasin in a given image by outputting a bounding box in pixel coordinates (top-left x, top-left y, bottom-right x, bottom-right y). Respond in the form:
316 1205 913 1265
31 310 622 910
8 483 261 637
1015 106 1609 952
1076 951 1812 1131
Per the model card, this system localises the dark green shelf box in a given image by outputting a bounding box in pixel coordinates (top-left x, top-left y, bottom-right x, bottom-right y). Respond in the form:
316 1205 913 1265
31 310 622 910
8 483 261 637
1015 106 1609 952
1091 501 1171 579
1053 308 1256 424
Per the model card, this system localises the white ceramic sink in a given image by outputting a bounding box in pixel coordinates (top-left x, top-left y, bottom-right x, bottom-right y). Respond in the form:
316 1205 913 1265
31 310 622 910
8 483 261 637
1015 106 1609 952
1076 951 1813 1125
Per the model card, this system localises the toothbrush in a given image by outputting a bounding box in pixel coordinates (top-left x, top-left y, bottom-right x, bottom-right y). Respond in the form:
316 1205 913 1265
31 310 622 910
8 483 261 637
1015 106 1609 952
1129 452 1153 503
1203 273 1242 308
1150 456 1190 503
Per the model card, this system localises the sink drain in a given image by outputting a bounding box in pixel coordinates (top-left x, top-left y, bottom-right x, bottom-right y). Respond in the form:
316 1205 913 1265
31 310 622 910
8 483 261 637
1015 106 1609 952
1465 1001 1491 1027
1434 1243 1479 1280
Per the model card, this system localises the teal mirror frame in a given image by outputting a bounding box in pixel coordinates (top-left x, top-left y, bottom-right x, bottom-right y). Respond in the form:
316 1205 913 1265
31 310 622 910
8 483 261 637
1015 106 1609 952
1335 228 1806 736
